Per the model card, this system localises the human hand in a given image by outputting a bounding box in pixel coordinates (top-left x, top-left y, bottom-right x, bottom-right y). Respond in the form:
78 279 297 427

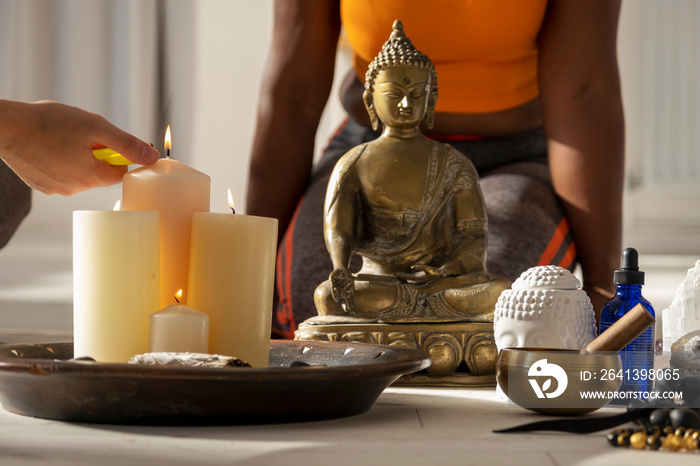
0 100 159 195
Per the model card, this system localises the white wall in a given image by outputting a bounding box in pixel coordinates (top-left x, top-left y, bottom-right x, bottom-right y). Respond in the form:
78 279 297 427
189 1 272 213
618 0 700 254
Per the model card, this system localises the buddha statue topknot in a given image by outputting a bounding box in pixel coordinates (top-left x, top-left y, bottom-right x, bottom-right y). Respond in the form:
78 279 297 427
296 20 512 384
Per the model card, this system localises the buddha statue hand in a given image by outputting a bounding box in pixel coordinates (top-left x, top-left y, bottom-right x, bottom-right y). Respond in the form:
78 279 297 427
329 268 355 312
395 265 445 284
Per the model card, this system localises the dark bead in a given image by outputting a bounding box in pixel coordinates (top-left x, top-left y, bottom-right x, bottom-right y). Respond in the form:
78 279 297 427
670 408 700 430
649 408 672 427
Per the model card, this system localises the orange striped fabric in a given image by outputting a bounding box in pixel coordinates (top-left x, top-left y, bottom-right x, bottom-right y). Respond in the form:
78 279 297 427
275 201 302 339
537 217 577 268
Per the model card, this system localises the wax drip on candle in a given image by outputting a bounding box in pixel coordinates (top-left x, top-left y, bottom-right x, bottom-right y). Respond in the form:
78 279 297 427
174 289 183 304
228 188 236 214
113 200 121 211
164 125 172 159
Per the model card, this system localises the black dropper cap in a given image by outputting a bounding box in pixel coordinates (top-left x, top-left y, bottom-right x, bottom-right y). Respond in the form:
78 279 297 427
613 247 645 285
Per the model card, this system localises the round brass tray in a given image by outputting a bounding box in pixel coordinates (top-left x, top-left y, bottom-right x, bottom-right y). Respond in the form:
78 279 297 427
0 340 430 426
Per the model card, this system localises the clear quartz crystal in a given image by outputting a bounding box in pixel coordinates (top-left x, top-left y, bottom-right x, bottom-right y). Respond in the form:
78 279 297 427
662 260 700 351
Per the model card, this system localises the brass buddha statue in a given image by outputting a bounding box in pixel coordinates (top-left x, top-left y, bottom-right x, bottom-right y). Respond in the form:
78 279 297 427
314 20 510 322
298 20 511 384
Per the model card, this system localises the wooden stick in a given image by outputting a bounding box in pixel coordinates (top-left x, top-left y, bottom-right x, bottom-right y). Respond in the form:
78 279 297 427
582 303 655 353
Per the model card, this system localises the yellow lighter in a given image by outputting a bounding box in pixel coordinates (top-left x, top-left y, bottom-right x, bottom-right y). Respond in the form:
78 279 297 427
93 148 133 166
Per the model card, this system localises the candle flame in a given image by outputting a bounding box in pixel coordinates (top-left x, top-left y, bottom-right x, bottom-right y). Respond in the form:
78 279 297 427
227 188 236 212
113 200 121 211
164 125 172 157
174 289 183 304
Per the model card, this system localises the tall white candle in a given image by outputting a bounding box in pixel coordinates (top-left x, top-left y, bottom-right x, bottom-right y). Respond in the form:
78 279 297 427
122 156 210 307
187 212 278 367
73 210 160 362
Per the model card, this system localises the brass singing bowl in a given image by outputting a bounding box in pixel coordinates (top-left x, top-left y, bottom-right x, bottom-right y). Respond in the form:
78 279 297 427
496 347 623 415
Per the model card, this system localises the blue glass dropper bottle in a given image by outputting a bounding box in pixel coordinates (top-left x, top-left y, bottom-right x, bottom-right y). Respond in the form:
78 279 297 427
599 248 655 393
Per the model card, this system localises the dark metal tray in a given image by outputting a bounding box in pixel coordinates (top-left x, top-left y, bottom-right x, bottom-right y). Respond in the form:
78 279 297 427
0 340 430 426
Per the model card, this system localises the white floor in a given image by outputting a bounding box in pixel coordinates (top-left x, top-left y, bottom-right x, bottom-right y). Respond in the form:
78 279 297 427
0 233 697 345
3 385 699 466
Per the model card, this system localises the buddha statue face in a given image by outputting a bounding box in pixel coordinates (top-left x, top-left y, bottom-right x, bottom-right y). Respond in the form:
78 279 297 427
363 20 438 131
372 67 432 131
495 319 566 349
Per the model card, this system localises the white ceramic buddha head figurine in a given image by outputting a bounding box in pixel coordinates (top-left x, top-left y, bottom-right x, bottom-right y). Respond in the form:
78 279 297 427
494 266 597 351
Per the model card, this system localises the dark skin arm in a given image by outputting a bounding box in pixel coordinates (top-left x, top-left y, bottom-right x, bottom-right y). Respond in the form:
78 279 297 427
537 0 624 323
246 0 341 243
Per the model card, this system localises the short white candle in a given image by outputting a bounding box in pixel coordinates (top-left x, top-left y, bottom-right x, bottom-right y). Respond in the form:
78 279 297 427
149 290 209 353
187 210 278 367
73 209 160 362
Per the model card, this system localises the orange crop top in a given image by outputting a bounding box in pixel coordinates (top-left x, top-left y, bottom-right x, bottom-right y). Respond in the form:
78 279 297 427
340 0 548 114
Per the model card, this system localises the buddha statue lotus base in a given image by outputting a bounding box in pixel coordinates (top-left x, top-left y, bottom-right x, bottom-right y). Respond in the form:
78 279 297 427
295 316 497 386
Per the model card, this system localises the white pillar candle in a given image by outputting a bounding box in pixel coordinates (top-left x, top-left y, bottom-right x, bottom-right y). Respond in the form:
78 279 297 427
187 212 278 367
149 291 209 353
73 210 160 362
122 157 210 307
